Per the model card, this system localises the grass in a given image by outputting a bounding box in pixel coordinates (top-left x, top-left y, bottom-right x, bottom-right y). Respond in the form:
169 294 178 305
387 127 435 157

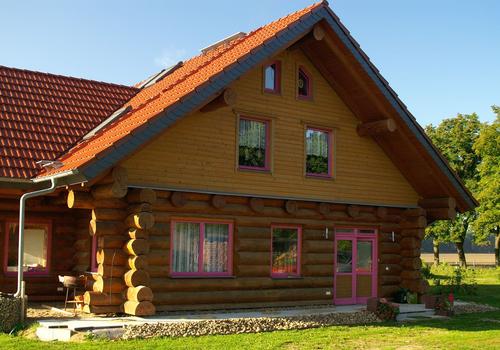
427 265 500 308
1 267 499 350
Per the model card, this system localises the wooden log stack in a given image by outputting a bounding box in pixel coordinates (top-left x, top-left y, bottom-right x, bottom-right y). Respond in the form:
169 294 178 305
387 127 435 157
399 209 428 295
69 167 129 314
378 224 402 297
122 188 156 316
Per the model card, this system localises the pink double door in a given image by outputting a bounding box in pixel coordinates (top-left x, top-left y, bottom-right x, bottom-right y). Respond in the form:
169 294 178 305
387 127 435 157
334 228 378 305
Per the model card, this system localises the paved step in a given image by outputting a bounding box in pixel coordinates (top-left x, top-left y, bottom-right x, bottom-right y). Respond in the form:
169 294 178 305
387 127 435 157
396 304 437 322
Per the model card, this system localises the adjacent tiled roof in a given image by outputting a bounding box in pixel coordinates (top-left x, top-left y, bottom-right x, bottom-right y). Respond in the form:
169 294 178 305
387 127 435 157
0 66 138 178
40 1 325 177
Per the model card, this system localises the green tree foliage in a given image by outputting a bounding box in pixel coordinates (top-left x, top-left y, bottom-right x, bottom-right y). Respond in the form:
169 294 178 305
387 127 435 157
472 108 500 266
424 114 482 267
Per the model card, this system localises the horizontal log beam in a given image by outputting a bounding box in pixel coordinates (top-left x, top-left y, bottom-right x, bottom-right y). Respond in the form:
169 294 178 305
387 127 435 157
125 286 154 302
418 197 456 209
84 291 124 306
123 300 156 316
124 269 150 287
357 118 397 137
127 188 157 204
426 207 457 221
149 277 333 292
200 88 237 113
153 287 331 305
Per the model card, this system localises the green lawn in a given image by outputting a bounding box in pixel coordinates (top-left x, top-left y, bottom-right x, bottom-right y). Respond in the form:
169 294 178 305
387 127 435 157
1 267 499 350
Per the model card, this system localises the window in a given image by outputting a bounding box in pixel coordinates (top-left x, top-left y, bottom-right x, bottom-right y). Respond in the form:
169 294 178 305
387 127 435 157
4 221 50 274
263 61 281 93
171 219 233 277
238 117 270 171
297 66 312 99
271 225 301 277
305 127 332 177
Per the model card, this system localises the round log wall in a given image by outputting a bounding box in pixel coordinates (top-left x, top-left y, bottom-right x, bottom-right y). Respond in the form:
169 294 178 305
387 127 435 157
65 167 429 314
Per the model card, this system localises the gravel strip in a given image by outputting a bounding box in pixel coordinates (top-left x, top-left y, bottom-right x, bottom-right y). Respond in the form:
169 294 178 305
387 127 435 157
122 311 381 339
453 302 498 315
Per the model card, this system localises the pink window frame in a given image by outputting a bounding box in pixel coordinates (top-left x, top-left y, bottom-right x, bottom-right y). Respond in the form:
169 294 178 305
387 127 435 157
270 224 302 278
263 60 281 94
333 226 378 305
297 65 313 100
305 126 333 178
3 220 52 276
170 217 234 277
91 234 98 272
238 115 271 172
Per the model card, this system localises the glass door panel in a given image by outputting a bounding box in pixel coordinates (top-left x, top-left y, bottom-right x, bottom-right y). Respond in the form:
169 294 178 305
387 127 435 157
336 240 353 273
356 240 373 273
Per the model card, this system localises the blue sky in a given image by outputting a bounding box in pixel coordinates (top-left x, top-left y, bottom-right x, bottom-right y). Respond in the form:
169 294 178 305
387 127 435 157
1 1 498 126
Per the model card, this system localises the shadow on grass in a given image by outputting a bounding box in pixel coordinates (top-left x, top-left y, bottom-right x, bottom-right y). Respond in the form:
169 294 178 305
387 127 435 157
453 285 500 308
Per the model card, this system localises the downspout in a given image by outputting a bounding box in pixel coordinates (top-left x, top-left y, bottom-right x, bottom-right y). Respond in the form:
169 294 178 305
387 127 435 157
13 177 57 297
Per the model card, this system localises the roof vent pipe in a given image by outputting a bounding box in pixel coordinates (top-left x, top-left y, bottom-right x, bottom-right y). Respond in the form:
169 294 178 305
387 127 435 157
200 32 246 54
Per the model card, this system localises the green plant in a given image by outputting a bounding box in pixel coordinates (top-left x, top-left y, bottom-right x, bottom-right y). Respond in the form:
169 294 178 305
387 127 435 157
421 263 432 280
406 291 418 304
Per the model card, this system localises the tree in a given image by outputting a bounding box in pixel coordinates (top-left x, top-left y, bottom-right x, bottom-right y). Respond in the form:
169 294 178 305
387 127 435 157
425 220 449 265
424 114 482 267
472 108 500 266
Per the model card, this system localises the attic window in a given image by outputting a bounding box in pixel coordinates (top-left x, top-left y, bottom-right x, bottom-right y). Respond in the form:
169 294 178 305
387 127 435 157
263 61 281 94
297 66 312 99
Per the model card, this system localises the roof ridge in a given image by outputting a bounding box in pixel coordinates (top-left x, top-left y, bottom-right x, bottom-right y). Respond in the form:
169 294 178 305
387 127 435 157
0 65 139 92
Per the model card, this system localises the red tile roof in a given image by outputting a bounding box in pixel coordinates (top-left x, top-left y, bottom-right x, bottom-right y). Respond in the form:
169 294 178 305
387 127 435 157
39 1 325 178
0 66 138 178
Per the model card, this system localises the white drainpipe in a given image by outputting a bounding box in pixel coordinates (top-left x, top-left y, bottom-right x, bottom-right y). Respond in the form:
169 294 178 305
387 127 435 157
14 177 57 298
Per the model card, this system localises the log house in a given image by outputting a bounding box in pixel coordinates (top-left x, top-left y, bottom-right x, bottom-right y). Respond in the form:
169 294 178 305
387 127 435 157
0 2 476 316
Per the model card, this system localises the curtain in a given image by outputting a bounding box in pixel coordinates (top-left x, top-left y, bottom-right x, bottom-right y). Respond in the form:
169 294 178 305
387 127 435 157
7 223 48 272
306 129 328 158
172 222 200 273
203 224 229 273
272 228 298 274
306 129 329 174
239 118 267 167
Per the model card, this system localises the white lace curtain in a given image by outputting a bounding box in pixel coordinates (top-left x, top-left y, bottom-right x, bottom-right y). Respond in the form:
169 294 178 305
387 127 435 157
172 222 229 274
306 129 328 157
203 224 229 273
239 119 266 149
172 222 200 273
